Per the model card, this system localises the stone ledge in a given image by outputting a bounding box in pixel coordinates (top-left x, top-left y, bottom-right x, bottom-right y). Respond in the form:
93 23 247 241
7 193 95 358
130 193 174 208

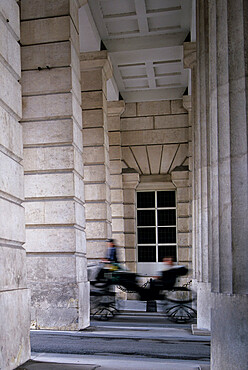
191 324 211 336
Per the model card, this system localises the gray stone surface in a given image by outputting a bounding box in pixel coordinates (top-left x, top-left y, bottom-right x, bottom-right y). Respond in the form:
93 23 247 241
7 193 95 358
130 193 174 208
0 61 21 118
211 293 248 370
17 361 98 370
196 283 211 331
0 8 30 367
0 0 20 39
0 289 30 370
21 17 78 47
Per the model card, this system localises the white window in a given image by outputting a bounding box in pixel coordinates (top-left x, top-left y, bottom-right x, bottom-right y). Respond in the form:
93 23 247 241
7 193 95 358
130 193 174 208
136 190 177 275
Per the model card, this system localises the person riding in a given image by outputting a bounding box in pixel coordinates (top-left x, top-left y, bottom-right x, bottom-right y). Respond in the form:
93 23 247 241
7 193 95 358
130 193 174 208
147 257 188 299
105 238 119 264
159 257 187 290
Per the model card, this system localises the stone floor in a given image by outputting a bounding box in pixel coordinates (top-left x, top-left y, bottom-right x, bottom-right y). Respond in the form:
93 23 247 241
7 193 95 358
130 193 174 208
17 360 98 370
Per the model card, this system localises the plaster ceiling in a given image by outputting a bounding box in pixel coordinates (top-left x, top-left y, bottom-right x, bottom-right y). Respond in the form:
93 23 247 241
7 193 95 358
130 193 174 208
83 0 193 102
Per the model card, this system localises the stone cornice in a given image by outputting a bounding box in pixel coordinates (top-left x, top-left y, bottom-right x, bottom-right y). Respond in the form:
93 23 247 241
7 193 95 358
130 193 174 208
107 101 125 116
183 42 196 69
80 51 113 80
122 172 140 189
183 95 192 112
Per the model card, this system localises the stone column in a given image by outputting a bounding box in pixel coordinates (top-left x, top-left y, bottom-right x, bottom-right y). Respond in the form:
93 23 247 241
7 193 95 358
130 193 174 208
81 51 113 261
208 0 248 368
108 101 126 261
0 1 30 368
122 172 140 272
171 170 192 280
195 0 211 330
21 0 89 330
183 43 197 288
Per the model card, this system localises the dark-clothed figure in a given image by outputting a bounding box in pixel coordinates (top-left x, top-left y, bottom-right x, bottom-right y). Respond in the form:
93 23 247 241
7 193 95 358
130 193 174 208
105 238 119 263
157 257 187 288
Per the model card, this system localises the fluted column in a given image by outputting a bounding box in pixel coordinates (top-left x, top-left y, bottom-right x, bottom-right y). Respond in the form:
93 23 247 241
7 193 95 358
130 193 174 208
195 0 248 367
183 43 198 288
209 0 248 368
81 51 113 261
195 0 212 330
108 101 125 261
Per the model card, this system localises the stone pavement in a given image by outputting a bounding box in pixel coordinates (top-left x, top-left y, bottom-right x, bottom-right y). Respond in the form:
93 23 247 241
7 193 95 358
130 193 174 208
16 301 210 370
17 355 210 370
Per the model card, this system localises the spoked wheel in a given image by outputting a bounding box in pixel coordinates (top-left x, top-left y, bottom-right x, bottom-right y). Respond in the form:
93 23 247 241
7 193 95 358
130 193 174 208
161 287 197 323
90 292 119 321
165 304 197 323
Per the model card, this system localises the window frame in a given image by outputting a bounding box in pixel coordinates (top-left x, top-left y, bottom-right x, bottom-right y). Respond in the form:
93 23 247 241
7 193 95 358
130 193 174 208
136 190 178 271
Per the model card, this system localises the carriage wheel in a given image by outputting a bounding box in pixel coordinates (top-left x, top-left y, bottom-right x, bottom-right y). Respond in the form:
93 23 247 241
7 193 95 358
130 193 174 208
90 293 119 320
165 304 197 323
160 287 197 323
164 287 196 304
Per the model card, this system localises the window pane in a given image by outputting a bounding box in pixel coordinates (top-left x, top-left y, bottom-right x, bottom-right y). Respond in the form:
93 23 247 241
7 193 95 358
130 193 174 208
138 228 156 244
137 192 155 208
158 210 176 226
157 191 175 207
158 227 176 243
158 245 177 262
138 245 156 262
137 210 155 226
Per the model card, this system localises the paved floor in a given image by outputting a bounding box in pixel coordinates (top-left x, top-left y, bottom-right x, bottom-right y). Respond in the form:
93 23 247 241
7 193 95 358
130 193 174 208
16 301 210 370
17 360 98 370
18 355 210 370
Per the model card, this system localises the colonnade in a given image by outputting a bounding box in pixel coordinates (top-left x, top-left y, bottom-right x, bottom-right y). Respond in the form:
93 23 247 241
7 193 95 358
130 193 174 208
0 1 247 369
193 1 248 368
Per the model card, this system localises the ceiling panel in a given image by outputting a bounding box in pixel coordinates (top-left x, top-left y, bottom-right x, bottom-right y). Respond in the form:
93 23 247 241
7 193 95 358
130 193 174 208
105 18 139 36
145 0 181 12
87 0 192 102
100 0 136 17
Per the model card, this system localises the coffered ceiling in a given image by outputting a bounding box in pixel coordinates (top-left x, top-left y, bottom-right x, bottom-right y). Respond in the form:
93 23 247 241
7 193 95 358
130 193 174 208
81 0 193 102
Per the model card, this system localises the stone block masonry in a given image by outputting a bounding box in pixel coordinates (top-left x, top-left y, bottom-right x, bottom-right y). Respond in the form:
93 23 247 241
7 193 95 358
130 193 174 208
20 0 89 331
108 101 125 259
81 51 113 262
0 1 30 369
120 99 192 270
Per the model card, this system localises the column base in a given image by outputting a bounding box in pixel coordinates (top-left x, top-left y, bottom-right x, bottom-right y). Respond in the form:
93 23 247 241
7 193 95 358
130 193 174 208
197 282 211 330
78 281 90 329
30 282 90 330
191 324 210 336
211 293 248 370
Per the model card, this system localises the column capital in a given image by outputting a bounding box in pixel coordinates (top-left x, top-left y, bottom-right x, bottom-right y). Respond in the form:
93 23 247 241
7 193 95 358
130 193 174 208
78 0 88 7
122 171 140 189
107 101 125 117
80 50 113 80
183 42 196 69
183 95 192 112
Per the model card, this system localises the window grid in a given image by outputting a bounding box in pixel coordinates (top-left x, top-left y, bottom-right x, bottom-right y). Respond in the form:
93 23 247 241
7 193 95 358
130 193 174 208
137 190 177 263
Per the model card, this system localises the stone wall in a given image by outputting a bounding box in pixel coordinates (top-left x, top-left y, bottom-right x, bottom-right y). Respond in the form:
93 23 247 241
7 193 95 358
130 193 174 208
81 51 113 262
21 0 89 330
108 101 126 260
0 1 30 369
120 99 192 274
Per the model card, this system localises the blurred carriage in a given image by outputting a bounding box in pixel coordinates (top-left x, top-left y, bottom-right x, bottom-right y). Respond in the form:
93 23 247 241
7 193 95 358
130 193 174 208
88 262 197 323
